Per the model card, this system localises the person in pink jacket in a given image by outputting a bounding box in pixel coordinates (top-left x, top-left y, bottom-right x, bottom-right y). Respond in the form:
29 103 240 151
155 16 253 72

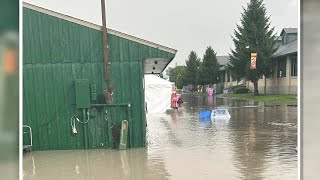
171 91 178 109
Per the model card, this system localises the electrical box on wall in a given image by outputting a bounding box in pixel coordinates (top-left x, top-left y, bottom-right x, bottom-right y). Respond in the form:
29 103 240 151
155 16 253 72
75 79 90 109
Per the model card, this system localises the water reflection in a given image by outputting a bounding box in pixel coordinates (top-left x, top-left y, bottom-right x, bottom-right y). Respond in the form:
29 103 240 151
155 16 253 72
207 95 214 106
198 121 212 128
24 149 171 180
23 94 297 179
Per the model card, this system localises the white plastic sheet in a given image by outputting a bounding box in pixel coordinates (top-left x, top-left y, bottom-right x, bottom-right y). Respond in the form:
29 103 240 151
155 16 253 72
144 75 174 114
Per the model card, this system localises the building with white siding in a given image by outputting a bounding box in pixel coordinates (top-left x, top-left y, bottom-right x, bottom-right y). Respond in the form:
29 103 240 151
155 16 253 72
217 28 298 95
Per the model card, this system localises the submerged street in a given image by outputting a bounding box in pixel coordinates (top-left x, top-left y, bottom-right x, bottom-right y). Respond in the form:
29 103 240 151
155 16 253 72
23 94 297 179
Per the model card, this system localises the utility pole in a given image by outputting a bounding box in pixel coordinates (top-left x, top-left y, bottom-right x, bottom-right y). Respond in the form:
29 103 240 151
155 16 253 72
101 0 113 103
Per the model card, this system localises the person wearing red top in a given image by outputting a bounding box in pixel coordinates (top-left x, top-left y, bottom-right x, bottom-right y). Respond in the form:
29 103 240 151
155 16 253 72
171 91 178 109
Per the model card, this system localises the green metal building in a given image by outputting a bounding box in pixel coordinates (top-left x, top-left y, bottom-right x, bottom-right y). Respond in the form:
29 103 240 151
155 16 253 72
23 3 176 151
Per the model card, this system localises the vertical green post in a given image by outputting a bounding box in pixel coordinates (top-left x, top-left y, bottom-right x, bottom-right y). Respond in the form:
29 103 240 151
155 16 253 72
127 105 132 148
83 109 88 149
106 108 112 147
119 120 128 150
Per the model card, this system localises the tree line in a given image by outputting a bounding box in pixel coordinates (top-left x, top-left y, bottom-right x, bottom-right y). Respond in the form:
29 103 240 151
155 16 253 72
169 0 278 95
169 46 220 90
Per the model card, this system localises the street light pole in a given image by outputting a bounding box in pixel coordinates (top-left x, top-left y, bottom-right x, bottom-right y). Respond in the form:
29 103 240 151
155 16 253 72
254 33 263 95
246 45 259 95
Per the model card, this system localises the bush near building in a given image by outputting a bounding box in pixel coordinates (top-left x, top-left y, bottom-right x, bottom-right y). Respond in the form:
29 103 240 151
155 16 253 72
234 87 250 94
229 85 250 94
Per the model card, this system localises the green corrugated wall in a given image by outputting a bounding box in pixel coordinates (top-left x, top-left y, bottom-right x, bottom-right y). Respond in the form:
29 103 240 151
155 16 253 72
23 8 175 151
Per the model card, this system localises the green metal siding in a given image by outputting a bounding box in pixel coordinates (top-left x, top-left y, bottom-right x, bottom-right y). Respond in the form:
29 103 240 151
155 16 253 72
23 8 175 151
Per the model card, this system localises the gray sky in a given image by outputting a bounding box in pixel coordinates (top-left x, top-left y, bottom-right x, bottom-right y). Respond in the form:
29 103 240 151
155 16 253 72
24 0 298 70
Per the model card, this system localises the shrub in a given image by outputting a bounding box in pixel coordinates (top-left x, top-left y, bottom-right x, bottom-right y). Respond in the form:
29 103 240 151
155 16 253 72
234 87 250 94
231 85 246 91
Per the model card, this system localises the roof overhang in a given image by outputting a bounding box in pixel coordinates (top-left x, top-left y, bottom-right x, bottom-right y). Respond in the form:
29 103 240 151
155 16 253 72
273 52 297 59
144 57 174 74
272 40 297 58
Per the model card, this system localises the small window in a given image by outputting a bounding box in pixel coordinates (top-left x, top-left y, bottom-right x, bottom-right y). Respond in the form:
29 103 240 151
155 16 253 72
227 73 231 82
291 55 297 77
278 58 287 78
282 33 287 45
222 72 226 82
267 65 275 78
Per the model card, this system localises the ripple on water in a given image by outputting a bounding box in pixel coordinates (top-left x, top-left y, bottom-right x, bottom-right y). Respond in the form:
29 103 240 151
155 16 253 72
146 94 297 179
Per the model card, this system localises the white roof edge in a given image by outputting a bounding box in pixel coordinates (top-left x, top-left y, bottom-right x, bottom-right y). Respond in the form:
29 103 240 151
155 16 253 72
23 2 177 55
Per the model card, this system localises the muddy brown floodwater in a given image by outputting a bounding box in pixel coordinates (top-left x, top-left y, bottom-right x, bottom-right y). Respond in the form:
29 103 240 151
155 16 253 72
23 94 297 180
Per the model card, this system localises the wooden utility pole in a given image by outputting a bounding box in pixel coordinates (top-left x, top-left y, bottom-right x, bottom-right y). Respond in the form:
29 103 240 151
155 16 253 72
101 0 112 103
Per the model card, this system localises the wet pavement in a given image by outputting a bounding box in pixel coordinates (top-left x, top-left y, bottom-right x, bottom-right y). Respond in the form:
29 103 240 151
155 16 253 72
23 94 297 180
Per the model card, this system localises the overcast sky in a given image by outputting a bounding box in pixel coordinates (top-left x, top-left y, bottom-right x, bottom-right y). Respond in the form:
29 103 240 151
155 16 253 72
24 0 298 70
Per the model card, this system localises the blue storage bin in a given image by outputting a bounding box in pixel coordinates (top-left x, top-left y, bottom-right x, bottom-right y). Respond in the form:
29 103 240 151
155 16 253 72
199 110 211 122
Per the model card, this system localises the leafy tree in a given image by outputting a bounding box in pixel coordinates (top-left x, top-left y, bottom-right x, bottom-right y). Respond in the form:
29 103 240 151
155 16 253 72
185 51 200 89
169 66 187 89
227 55 246 84
176 68 187 89
197 62 204 86
229 0 278 95
199 47 220 85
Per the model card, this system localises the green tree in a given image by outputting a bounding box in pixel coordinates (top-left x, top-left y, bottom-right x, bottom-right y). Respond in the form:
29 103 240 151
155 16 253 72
229 0 278 95
227 55 246 84
186 51 200 89
199 47 220 85
169 66 187 89
198 62 204 86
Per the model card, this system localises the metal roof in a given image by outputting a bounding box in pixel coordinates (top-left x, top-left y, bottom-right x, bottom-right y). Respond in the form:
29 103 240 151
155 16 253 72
273 39 297 57
274 36 282 41
144 58 172 74
23 2 177 55
216 56 230 71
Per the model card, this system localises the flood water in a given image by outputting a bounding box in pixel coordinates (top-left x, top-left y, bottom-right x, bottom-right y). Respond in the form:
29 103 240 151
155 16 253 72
23 94 297 180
